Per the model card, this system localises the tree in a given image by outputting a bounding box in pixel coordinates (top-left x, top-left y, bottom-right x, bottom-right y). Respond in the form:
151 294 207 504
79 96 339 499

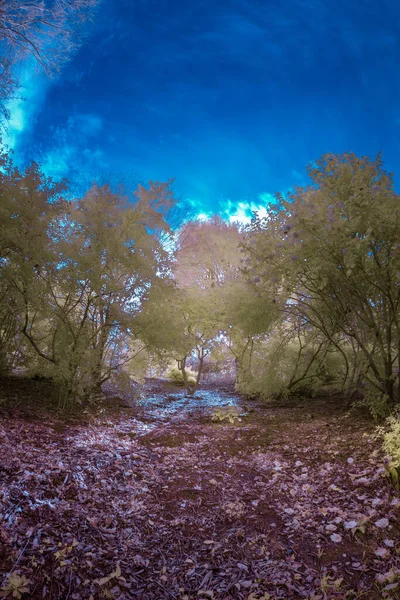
139 217 277 394
0 148 176 403
174 217 277 388
138 219 239 394
0 0 99 126
0 153 67 373
220 278 278 388
19 180 174 401
175 217 243 289
174 218 245 392
138 282 222 395
0 0 99 75
244 153 400 404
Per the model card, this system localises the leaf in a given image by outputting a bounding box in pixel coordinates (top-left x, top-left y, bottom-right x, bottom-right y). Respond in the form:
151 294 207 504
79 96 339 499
0 574 31 600
95 563 121 586
383 583 399 591
375 547 389 559
197 591 214 598
96 575 113 587
375 518 389 528
333 578 343 589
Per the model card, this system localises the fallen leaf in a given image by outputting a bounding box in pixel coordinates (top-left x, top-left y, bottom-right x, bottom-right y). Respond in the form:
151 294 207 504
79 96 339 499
375 518 389 528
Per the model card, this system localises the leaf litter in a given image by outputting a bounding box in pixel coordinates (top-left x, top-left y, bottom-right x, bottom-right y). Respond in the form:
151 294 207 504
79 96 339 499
0 378 399 599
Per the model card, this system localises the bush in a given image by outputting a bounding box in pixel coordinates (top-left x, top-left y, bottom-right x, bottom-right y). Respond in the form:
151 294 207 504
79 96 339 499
237 329 349 401
211 406 242 423
166 365 197 386
237 338 322 400
377 414 400 490
359 387 390 422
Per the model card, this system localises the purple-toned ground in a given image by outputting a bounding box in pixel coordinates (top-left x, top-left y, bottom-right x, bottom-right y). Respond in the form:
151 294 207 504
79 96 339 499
0 377 399 599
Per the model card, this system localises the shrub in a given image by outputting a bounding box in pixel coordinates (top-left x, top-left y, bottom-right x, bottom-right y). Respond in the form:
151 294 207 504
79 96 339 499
360 387 390 422
237 336 325 400
237 328 351 401
376 414 400 490
166 365 197 386
211 406 242 423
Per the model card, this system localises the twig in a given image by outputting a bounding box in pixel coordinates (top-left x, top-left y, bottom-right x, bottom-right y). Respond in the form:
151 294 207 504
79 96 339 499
11 537 30 571
153 579 178 599
65 568 73 600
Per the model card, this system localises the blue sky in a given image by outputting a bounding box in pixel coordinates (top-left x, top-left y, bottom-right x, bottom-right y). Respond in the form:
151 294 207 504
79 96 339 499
5 0 400 219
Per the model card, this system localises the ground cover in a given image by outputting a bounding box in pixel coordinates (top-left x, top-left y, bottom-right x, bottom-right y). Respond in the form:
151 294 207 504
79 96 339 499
0 378 399 599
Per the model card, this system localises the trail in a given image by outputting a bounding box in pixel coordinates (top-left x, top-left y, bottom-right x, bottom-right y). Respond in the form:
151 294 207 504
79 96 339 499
0 378 399 599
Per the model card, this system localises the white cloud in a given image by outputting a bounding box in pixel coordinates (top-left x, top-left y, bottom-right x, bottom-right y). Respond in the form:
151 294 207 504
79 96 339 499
221 193 275 225
180 193 275 226
196 212 212 221
2 61 50 153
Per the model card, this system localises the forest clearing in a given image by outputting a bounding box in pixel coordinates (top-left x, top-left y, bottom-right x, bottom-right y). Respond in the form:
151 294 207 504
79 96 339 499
0 377 399 600
1 2 400 599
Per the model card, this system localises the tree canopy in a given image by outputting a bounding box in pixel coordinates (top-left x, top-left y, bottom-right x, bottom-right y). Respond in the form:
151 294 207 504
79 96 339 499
0 145 399 414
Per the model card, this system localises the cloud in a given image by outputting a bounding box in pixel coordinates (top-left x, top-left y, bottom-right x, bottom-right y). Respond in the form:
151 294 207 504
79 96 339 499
2 62 51 154
1 68 103 181
182 192 275 226
40 124 108 181
195 212 213 222
222 196 273 225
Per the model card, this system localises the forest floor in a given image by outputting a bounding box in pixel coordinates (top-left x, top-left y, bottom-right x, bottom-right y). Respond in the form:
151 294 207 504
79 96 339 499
0 377 399 600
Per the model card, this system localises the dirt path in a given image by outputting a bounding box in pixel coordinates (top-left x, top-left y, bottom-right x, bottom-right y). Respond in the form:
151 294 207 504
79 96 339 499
0 379 399 599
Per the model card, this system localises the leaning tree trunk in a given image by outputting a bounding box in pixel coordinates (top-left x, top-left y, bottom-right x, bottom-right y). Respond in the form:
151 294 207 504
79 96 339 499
193 350 205 394
178 356 192 394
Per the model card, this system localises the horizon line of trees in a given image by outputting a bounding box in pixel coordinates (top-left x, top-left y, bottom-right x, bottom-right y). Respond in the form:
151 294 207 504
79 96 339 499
0 146 399 415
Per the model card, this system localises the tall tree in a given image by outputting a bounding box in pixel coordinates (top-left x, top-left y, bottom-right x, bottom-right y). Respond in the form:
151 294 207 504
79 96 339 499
0 151 176 402
0 153 66 373
244 153 400 404
21 180 175 400
140 217 276 393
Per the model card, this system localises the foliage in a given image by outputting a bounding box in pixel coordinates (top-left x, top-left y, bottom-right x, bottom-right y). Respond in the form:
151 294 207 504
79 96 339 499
167 365 197 386
0 149 175 404
359 388 391 422
1 145 400 410
236 324 346 400
211 406 243 423
0 0 99 72
164 217 277 393
377 414 400 490
243 153 400 406
0 572 31 599
139 218 245 394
